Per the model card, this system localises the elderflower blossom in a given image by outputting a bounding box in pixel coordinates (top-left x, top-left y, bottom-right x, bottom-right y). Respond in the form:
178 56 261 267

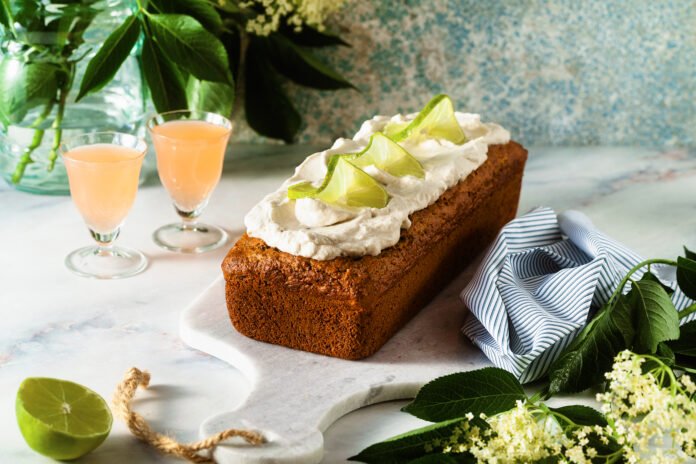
239 0 348 36
587 350 696 463
468 401 567 462
418 351 696 463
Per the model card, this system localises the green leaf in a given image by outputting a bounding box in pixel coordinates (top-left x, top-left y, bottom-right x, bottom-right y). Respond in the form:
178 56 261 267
551 405 607 427
401 367 525 422
406 454 474 464
244 42 300 142
0 0 13 29
630 278 680 353
668 320 696 357
147 14 231 84
548 296 634 394
186 78 234 115
263 34 354 90
640 271 674 295
149 0 223 35
141 34 187 112
282 24 350 47
684 247 696 261
76 14 140 101
0 60 59 125
348 417 481 464
677 255 696 300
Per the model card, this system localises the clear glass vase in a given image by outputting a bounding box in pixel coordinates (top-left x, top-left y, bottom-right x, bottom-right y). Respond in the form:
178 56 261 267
0 0 149 195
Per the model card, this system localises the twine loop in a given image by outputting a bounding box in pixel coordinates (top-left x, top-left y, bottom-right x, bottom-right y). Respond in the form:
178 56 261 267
112 367 264 463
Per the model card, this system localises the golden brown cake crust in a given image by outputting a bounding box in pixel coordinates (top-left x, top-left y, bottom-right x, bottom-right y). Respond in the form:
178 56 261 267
223 141 528 359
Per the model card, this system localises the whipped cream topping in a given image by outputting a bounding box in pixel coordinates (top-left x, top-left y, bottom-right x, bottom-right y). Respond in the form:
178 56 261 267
244 112 510 260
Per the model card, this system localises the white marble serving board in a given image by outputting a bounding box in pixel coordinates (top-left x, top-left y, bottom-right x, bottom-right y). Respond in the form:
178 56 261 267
180 264 490 464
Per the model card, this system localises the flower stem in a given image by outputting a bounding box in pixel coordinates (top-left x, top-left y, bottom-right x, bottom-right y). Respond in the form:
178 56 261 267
608 258 678 305
10 99 56 184
678 302 696 320
47 78 70 172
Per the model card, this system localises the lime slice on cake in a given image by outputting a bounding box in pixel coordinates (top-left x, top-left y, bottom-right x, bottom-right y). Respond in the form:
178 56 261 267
16 377 113 460
347 132 424 178
288 156 389 208
385 94 467 144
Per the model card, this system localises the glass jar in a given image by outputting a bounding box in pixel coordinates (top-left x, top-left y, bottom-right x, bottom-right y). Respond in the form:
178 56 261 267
0 0 149 194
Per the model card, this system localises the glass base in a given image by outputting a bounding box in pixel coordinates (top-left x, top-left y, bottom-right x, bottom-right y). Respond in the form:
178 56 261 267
152 222 228 253
65 245 148 279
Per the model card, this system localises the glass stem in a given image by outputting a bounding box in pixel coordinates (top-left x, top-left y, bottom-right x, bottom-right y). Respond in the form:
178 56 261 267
175 205 202 230
90 228 120 255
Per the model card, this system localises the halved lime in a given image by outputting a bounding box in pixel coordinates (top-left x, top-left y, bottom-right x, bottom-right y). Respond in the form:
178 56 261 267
385 94 467 144
16 377 113 460
288 156 389 208
347 132 424 178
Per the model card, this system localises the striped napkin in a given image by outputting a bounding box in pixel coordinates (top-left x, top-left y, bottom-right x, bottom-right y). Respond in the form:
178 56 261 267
461 207 693 383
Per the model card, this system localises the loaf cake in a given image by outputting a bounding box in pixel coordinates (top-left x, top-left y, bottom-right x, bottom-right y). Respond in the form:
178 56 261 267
222 96 528 359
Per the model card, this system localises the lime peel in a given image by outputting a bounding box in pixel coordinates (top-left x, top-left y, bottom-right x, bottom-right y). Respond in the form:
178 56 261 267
347 132 424 179
288 156 389 208
385 94 467 145
16 377 112 460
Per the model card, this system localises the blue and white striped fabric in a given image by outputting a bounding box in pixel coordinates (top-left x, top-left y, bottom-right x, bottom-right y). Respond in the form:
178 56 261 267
461 207 694 383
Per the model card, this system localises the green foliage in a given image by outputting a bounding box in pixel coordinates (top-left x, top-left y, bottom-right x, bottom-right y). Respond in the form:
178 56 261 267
3 0 353 183
630 277 680 353
244 42 301 143
550 405 607 427
401 368 526 422
76 14 140 101
677 254 696 299
262 33 354 90
548 295 634 394
149 0 222 35
140 34 187 112
348 418 480 464
146 14 231 85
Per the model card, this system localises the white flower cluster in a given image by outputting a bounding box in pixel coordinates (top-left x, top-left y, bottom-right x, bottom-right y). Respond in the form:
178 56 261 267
238 0 348 36
590 350 696 463
422 351 696 463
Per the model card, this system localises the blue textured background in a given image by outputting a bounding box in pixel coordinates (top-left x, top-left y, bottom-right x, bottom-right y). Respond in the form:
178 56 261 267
280 0 696 148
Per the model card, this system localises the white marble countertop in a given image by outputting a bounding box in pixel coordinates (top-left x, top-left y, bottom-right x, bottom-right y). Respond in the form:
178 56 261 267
2 146 696 463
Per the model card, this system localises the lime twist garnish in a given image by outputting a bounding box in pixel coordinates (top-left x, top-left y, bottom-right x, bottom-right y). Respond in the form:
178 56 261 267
288 155 389 208
385 94 467 145
346 132 424 178
16 377 113 460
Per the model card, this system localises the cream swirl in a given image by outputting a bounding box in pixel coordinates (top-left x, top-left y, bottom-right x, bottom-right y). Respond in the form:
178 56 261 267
244 112 510 260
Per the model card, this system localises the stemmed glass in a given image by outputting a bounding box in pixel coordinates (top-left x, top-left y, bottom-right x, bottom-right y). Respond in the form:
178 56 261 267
147 110 232 253
61 132 148 279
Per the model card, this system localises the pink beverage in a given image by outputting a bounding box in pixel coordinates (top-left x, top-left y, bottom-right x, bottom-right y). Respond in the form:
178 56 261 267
63 143 144 234
150 120 231 212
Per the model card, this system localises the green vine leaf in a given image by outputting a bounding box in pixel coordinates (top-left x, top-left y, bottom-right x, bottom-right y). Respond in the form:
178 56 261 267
149 0 223 35
147 14 232 85
348 417 481 464
677 255 696 300
547 296 634 394
244 42 300 142
76 14 140 101
263 34 354 90
630 278 680 353
141 34 187 112
401 368 526 422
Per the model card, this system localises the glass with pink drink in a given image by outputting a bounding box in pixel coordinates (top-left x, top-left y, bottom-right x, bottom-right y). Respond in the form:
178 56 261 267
147 110 232 253
61 132 148 279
